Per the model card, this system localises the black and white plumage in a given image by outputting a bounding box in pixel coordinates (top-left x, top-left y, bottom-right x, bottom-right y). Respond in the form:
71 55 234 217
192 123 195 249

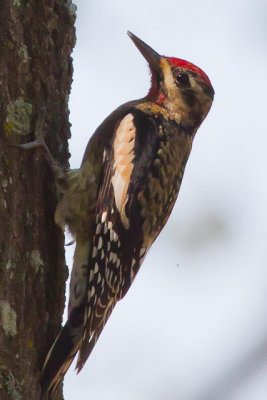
40 32 214 398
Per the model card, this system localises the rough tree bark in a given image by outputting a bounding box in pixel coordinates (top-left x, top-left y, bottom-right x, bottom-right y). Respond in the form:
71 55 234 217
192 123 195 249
0 1 76 399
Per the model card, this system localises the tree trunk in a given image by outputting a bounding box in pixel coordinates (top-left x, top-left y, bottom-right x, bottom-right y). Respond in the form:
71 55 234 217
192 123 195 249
0 1 76 399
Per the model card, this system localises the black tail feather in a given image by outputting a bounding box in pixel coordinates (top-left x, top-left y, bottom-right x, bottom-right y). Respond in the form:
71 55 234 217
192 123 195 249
40 321 81 399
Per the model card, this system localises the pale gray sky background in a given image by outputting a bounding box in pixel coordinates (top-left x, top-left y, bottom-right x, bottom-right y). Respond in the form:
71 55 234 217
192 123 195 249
63 0 267 399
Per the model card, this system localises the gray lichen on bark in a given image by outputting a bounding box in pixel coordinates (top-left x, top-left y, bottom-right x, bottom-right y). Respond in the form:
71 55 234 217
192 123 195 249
0 302 17 336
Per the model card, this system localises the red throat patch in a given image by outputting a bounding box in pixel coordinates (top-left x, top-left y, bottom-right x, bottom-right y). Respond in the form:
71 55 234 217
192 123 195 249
167 57 212 87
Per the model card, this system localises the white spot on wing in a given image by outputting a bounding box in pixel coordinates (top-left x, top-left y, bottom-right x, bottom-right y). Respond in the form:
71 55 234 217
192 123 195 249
90 286 95 298
131 268 135 281
92 246 97 258
113 231 118 241
89 270 94 282
109 252 116 262
140 247 146 258
101 211 107 223
94 263 99 273
96 223 102 235
99 299 106 309
98 236 103 249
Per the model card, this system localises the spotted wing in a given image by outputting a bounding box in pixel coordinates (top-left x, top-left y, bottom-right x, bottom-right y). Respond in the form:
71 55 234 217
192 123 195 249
76 113 150 370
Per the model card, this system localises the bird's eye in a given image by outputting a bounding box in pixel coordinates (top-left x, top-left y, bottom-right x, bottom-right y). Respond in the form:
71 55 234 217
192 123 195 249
175 73 190 88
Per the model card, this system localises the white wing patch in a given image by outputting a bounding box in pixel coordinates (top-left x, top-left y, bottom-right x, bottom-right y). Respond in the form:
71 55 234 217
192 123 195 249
112 113 136 229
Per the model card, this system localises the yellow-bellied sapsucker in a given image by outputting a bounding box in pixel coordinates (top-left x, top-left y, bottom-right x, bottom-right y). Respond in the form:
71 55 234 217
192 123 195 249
40 32 214 398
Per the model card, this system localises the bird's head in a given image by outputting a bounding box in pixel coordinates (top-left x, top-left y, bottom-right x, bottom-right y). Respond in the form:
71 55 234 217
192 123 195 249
128 31 214 127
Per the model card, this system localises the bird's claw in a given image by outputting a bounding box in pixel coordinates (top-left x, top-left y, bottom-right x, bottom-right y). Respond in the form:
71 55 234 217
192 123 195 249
9 107 66 181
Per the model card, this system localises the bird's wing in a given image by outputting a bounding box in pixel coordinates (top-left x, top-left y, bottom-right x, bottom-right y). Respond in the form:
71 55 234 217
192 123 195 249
76 112 155 370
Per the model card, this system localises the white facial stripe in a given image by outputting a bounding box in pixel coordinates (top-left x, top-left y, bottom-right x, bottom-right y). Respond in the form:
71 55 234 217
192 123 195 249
161 58 176 91
111 113 136 229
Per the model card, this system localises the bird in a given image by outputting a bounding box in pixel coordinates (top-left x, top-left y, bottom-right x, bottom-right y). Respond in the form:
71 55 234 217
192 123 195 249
40 31 214 398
